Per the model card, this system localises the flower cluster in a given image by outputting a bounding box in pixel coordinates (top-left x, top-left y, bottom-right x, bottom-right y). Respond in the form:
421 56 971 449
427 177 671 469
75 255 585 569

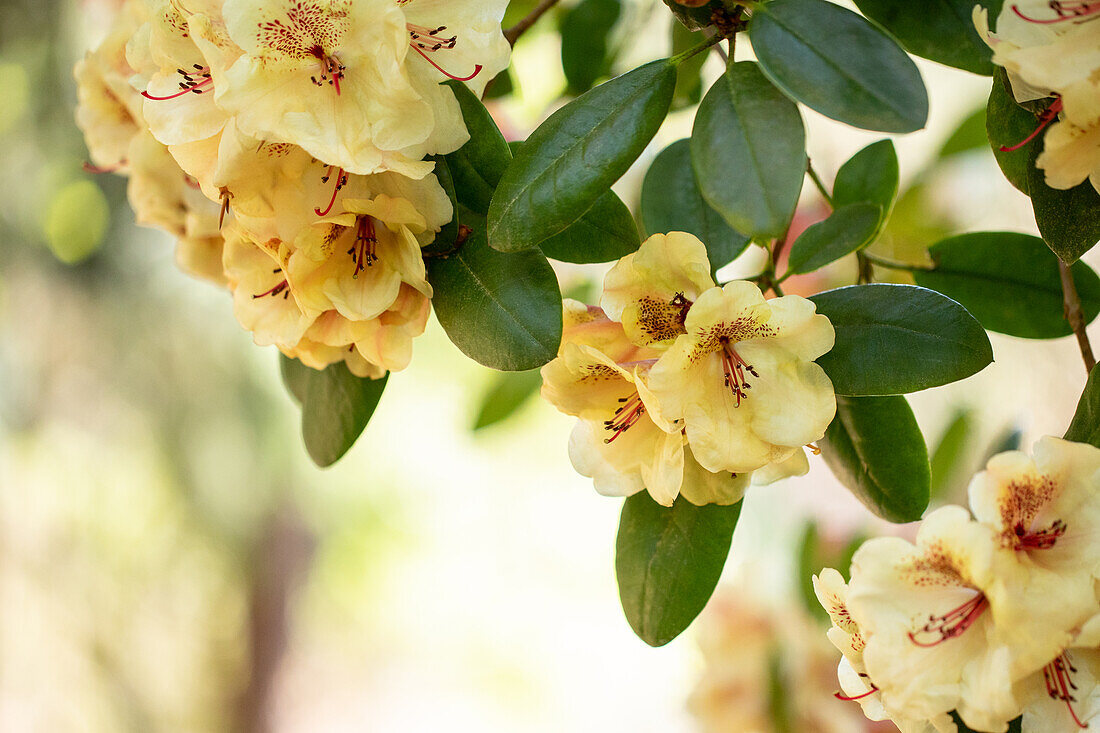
816 436 1100 732
75 0 510 377
540 232 837 506
975 0 1100 194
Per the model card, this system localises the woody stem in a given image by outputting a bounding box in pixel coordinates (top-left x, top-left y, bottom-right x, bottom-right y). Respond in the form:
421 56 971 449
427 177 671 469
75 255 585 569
504 0 561 46
1059 259 1097 373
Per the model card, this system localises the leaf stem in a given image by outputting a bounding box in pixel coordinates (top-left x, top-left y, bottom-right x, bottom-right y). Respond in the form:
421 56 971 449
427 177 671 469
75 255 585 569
859 251 936 273
1059 260 1097 374
669 33 726 66
806 161 834 208
504 0 561 46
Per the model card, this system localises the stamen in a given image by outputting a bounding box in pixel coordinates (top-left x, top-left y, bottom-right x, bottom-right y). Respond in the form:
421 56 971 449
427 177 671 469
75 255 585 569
1044 653 1089 728
314 165 348 216
719 338 759 407
252 278 289 299
219 187 232 228
1016 519 1068 550
407 23 482 81
142 66 213 100
308 46 345 95
1000 98 1063 152
347 216 378 277
1012 1 1100 23
670 292 693 325
603 392 646 443
835 673 878 702
908 594 989 647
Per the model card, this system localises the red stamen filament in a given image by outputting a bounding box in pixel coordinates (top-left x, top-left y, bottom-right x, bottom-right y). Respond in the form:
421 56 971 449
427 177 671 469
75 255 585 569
1045 653 1089 728
309 48 345 95
719 339 758 407
348 216 377 277
142 64 212 100
82 160 126 174
252 278 289 300
908 594 989 647
835 673 878 702
315 166 348 216
407 23 482 81
1000 98 1063 152
1015 518 1068 550
1012 1 1100 23
604 393 646 444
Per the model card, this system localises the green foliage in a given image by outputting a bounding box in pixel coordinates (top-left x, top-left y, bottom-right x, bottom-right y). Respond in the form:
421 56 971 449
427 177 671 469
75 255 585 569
985 69 1037 194
810 284 994 396
424 155 461 256
913 232 1100 338
640 139 751 276
832 140 900 227
1065 366 1100 449
280 356 389 468
473 368 544 430
820 395 931 523
616 493 742 647
560 0 621 94
661 0 722 30
784 203 882 275
1027 145 1100 265
488 60 677 252
538 188 641 264
950 711 1022 733
929 408 975 500
444 80 512 215
851 0 1002 75
937 107 988 161
691 62 806 240
749 0 928 133
797 522 865 620
671 21 706 110
427 224 562 372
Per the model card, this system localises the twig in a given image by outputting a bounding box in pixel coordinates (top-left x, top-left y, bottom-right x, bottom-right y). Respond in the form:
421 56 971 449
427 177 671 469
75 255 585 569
859 251 936 273
504 0 561 46
1059 260 1097 373
806 160 834 208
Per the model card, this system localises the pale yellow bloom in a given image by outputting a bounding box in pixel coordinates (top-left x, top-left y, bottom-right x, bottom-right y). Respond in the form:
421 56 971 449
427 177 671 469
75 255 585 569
1017 616 1100 731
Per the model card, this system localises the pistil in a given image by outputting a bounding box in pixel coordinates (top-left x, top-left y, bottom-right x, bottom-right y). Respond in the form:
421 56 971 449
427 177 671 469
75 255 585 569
315 165 348 216
1000 97 1063 152
348 216 377 277
142 64 213 101
309 46 345 95
407 24 482 81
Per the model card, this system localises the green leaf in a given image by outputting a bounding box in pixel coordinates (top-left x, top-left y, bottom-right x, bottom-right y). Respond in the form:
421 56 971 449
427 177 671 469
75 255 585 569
986 69 1038 194
937 107 988 161
488 60 677 252
444 80 512 215
539 188 640 263
851 0 1002 75
832 140 900 222
950 712 1022 733
423 155 461 256
982 425 1023 463
662 0 721 30
820 395 930 523
483 66 515 100
473 368 543 430
1065 366 1100 449
913 231 1100 338
691 62 806 240
427 224 562 371
797 522 829 621
1028 144 1100 264
784 203 882 275
560 0 621 95
810 284 994 395
641 139 751 276
280 355 389 468
671 21 706 110
616 493 742 647
749 0 928 133
929 408 975 500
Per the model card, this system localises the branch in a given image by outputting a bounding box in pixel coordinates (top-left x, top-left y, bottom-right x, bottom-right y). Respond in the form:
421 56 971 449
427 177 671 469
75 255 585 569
1059 260 1097 374
504 0 561 46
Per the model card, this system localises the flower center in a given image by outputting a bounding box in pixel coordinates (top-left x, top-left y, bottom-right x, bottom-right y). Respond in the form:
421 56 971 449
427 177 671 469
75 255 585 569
253 271 289 300
907 593 989 647
1014 518 1068 550
1044 653 1089 728
348 215 378 277
1000 97 1063 152
603 392 646 444
1012 1 1100 23
309 45 345 95
407 24 483 82
141 64 213 101
315 165 348 216
719 337 758 407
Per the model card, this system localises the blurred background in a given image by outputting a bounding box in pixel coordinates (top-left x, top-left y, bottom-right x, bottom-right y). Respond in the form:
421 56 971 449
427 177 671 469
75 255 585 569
0 0 1096 730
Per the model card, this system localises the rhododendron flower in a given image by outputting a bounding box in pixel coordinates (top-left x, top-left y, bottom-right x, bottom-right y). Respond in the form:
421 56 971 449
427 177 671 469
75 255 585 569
646 281 835 475
1016 615 1100 731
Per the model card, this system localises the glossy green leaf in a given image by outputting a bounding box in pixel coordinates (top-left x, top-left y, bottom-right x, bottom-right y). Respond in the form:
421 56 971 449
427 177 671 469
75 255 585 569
671 21 706 110
986 69 1038 194
444 80 512 215
428 225 562 371
785 203 882 275
662 0 721 30
691 62 806 240
641 139 750 276
539 188 639 264
423 155 460 256
473 368 543 430
820 395 930 523
929 408 975 500
913 231 1100 338
616 492 742 647
561 0 621 95
810 284 994 395
851 0 1002 75
951 712 1022 733
488 60 677 252
483 66 515 99
280 355 389 468
832 140 900 222
1065 366 1100 449
1028 145 1100 264
750 0 928 133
